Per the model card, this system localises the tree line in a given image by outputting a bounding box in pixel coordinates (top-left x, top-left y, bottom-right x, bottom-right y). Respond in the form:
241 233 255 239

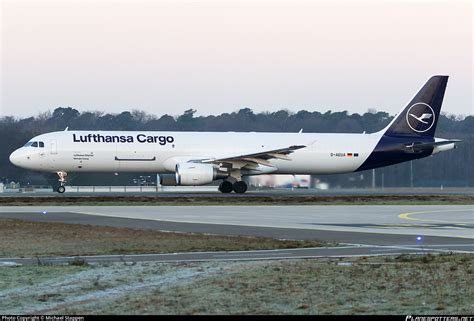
1 107 472 188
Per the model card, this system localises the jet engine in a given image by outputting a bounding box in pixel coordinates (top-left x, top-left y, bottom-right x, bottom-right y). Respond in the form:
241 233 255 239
176 162 230 186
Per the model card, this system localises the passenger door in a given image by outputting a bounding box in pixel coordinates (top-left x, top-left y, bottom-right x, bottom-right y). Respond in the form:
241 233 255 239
51 140 58 155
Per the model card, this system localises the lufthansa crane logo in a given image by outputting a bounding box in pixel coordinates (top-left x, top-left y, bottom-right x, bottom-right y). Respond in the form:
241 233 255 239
406 103 435 133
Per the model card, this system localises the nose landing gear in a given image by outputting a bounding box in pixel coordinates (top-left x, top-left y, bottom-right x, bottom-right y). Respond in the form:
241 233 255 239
56 171 67 193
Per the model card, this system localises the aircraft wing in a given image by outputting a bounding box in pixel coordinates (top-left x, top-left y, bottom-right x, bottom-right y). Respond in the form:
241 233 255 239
404 140 461 153
194 145 306 167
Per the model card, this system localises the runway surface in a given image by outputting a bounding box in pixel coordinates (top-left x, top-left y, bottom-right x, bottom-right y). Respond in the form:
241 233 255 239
1 205 472 265
2 205 473 238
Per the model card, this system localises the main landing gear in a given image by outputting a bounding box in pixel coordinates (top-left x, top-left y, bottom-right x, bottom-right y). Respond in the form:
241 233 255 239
218 180 248 194
218 180 233 193
56 170 67 193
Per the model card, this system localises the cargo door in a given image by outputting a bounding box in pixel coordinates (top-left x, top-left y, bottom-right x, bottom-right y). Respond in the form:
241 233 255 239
115 144 157 171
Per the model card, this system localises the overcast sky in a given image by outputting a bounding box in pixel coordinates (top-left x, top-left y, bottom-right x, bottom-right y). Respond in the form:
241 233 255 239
1 0 472 118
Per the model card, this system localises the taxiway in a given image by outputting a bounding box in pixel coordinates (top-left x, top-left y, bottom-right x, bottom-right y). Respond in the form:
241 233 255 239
0 205 472 265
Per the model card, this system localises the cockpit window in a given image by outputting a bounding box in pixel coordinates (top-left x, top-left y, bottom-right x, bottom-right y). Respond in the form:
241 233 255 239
23 141 44 148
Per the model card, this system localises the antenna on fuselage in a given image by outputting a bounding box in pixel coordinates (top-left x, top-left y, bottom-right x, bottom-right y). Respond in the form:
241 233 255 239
64 127 69 131
298 128 303 133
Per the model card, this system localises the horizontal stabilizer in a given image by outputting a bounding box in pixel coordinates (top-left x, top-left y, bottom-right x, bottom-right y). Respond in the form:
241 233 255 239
404 140 461 153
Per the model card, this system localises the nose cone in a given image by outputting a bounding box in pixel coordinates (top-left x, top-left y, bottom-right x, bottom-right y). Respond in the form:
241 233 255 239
9 149 23 167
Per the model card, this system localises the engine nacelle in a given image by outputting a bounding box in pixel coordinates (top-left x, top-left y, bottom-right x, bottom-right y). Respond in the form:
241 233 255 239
159 174 178 186
175 163 217 186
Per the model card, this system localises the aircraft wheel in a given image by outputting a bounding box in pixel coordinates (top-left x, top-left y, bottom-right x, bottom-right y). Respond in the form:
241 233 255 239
219 180 233 193
57 186 66 193
233 181 248 194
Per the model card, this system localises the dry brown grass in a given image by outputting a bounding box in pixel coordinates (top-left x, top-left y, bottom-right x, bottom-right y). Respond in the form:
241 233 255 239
0 218 331 258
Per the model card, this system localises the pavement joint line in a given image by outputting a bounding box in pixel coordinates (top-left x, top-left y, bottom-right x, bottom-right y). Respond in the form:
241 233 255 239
342 242 474 248
340 243 380 247
370 249 408 252
341 242 474 253
364 244 474 254
0 246 366 261
0 253 450 265
412 244 474 247
213 253 295 258
1 246 472 265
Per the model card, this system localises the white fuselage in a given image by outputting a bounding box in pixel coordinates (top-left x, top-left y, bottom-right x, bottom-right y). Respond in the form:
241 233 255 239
9 130 383 175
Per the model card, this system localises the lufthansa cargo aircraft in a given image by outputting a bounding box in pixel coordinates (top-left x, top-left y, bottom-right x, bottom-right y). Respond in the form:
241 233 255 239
9 76 460 193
